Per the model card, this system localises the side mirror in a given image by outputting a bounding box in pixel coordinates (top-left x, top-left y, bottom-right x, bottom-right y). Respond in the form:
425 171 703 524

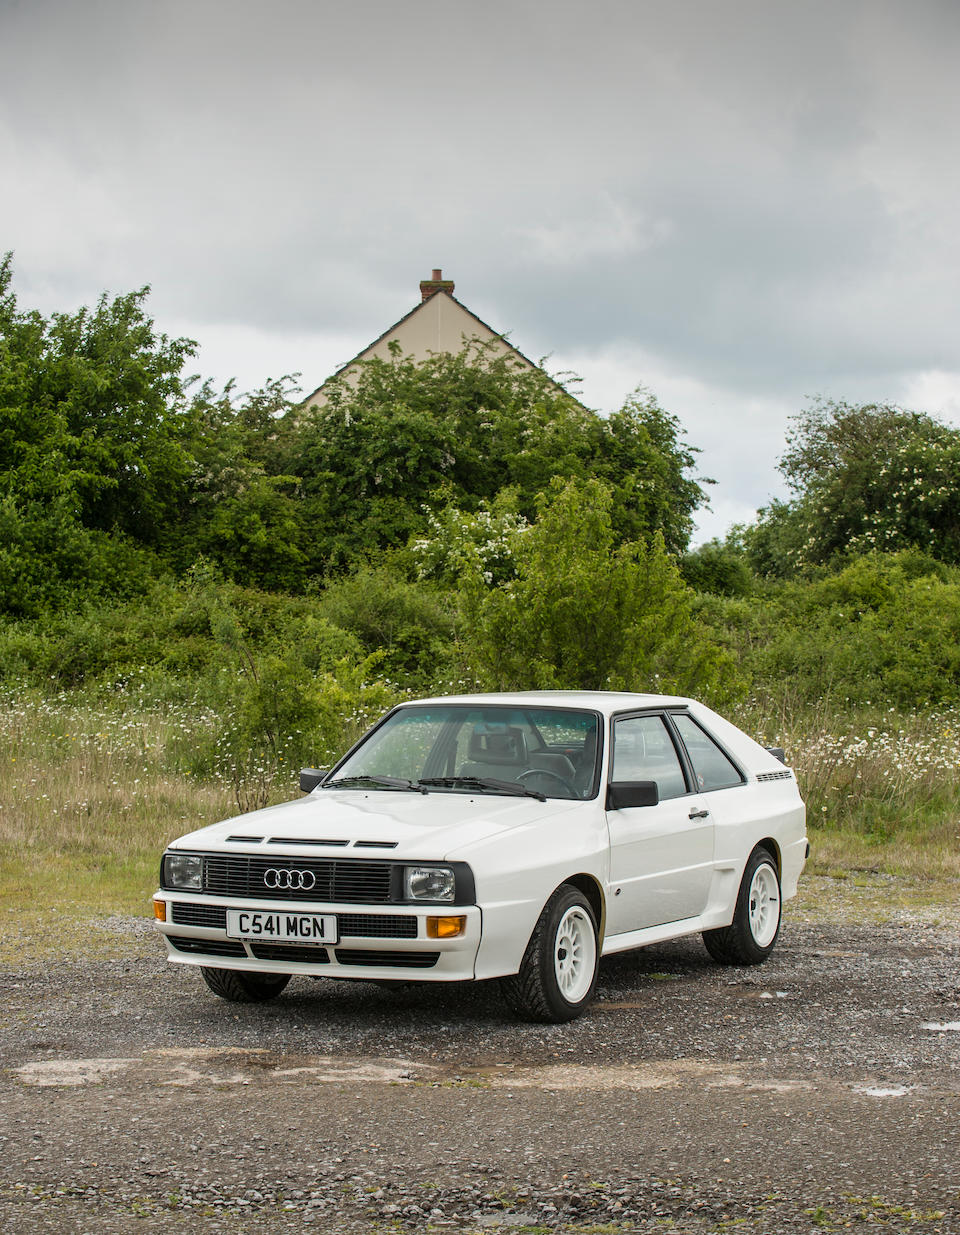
300 767 329 793
606 780 660 809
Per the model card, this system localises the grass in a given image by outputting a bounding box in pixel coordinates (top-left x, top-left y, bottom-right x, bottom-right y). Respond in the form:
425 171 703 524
0 689 298 962
0 691 243 909
1 687 959 961
746 695 960 823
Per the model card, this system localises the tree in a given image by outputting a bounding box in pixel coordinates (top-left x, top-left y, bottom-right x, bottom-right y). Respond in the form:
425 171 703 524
0 255 311 603
283 344 708 570
169 376 308 591
0 256 709 605
460 478 738 701
0 254 207 609
590 387 708 554
0 493 157 617
411 491 529 588
744 399 960 574
0 253 197 543
316 559 457 685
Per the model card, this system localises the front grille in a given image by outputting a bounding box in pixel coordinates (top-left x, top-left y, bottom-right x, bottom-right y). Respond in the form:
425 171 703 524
168 935 246 958
250 944 330 964
201 856 393 903
340 914 416 939
335 949 440 969
171 903 228 929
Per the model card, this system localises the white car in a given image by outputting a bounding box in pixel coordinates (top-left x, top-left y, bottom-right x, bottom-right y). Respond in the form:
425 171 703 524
154 691 807 1022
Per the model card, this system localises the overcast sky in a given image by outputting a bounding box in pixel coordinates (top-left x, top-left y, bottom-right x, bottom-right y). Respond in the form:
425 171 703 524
3 0 959 542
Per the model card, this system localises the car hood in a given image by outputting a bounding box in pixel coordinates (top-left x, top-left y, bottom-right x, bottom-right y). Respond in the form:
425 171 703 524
167 788 582 861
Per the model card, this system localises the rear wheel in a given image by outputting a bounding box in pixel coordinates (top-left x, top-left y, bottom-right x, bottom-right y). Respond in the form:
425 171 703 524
200 967 291 1002
702 847 781 966
502 885 599 1023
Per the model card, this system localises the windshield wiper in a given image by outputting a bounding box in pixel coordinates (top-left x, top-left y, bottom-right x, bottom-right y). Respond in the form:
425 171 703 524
417 776 546 802
323 775 428 794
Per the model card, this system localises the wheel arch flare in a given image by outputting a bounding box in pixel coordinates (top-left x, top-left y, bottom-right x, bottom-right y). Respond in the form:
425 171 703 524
561 872 606 943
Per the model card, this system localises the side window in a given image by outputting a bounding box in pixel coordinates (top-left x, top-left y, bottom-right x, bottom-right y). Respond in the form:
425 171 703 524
672 714 743 791
611 715 688 801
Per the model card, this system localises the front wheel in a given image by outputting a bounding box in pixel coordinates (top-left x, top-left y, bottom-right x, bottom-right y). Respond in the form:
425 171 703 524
702 847 781 966
200 967 291 1002
501 885 599 1023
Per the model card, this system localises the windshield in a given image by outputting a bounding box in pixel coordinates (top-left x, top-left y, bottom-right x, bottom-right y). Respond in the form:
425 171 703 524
329 704 602 800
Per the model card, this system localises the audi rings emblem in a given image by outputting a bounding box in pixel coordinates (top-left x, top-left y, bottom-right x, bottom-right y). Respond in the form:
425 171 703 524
264 868 316 890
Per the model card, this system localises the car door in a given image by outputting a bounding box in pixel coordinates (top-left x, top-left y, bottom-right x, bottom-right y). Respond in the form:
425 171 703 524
604 712 714 935
668 709 750 866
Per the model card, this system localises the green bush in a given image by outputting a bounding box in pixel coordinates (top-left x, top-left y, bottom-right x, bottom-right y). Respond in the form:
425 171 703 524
698 552 960 711
682 539 755 597
0 497 158 618
316 561 457 686
462 479 741 705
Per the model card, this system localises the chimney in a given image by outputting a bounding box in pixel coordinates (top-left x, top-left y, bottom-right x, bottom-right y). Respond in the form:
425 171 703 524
419 268 455 301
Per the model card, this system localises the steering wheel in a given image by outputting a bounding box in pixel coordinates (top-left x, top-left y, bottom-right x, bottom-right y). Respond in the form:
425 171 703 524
517 768 577 796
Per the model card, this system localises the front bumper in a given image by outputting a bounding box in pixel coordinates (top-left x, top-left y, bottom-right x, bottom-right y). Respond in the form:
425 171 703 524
153 892 482 982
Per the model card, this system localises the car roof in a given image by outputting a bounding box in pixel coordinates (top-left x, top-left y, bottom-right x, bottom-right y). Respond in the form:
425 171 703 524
394 691 696 717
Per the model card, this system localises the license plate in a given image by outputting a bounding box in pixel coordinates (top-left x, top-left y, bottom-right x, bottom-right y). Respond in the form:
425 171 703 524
226 910 338 945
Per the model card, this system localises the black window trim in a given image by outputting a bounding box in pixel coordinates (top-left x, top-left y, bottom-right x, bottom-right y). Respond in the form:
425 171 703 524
663 708 747 792
607 707 747 798
607 708 695 798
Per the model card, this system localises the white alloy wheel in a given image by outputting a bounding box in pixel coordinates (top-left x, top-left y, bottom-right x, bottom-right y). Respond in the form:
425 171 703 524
748 861 780 948
553 905 597 1004
703 846 782 966
502 885 601 1022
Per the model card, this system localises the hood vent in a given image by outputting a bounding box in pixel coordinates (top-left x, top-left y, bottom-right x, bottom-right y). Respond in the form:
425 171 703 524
268 836 349 847
226 834 264 843
353 840 399 850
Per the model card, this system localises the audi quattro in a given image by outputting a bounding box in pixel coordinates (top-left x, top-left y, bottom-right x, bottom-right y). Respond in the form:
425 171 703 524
154 691 807 1022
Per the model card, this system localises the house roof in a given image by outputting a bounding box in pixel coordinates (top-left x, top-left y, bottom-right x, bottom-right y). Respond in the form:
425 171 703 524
300 270 567 410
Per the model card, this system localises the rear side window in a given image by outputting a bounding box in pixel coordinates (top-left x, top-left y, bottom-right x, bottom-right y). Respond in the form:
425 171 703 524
672 714 743 791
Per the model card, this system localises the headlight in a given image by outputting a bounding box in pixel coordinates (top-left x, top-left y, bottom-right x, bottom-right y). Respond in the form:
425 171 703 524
404 865 456 902
164 853 203 890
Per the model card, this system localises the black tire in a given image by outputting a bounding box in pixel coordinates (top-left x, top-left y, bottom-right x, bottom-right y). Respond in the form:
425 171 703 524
200 967 291 1003
501 884 599 1023
702 846 781 966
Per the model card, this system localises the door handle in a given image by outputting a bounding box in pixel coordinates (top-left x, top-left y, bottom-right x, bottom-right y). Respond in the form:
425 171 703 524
688 808 710 819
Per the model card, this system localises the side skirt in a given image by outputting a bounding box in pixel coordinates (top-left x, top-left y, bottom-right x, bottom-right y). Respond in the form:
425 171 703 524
601 913 724 956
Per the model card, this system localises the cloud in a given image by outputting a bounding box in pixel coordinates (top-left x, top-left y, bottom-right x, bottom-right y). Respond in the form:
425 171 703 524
547 342 795 542
519 196 673 265
900 370 960 425
2 0 959 537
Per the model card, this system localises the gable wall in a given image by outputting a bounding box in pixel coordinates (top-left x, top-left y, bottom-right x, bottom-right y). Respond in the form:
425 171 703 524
303 293 532 410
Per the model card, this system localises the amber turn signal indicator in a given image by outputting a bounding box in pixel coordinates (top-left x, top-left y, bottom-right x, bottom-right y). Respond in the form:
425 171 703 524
153 899 167 922
426 915 466 939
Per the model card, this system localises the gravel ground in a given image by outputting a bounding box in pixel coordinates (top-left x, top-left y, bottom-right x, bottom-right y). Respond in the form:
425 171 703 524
2 891 959 1234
